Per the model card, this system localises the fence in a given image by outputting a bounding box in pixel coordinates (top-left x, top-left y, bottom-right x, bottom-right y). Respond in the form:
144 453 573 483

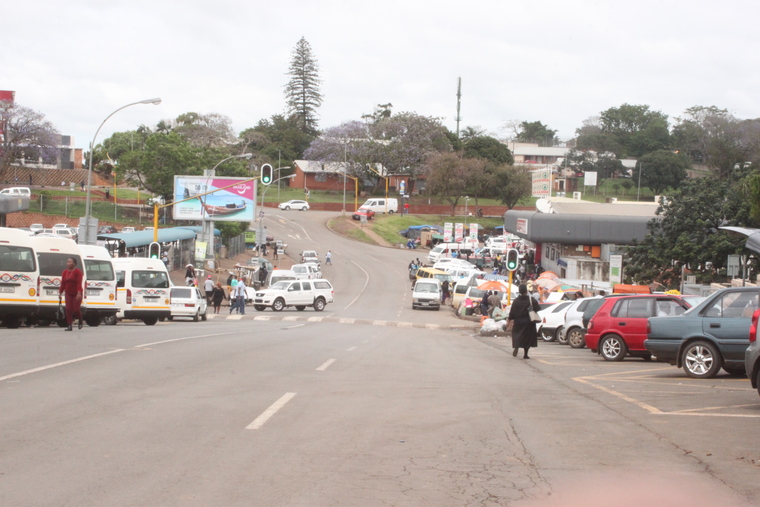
32 193 154 226
224 233 247 258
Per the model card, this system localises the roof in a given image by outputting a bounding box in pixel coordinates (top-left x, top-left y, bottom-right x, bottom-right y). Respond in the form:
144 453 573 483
513 146 570 157
547 201 659 217
97 227 198 248
504 210 654 245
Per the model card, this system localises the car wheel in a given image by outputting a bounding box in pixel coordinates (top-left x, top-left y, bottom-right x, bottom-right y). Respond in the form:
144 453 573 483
600 334 627 361
167 316 173 321
272 298 285 312
143 316 158 326
313 298 326 312
540 327 556 342
201 308 207 321
284 206 290 211
254 305 266 311
756 368 760 397
102 314 117 325
2 317 21 329
682 340 723 379
567 327 586 349
56 319 67 328
296 306 306 311
557 327 569 345
85 315 100 327
193 309 199 322
388 210 394 214
722 366 746 377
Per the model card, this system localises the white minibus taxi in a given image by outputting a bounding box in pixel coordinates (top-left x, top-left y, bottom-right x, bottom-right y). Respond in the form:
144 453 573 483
29 235 83 327
112 257 171 325
0 228 39 328
79 245 119 327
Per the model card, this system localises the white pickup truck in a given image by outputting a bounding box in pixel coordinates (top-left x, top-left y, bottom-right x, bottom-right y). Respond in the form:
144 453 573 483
253 279 334 312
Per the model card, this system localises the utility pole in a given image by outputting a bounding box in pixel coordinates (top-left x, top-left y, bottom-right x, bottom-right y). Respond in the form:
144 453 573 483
455 77 462 139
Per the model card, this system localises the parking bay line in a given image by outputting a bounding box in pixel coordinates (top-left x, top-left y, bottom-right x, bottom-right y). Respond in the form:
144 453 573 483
246 392 297 430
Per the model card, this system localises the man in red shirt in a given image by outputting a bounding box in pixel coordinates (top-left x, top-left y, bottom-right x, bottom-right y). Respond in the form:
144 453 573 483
59 257 83 331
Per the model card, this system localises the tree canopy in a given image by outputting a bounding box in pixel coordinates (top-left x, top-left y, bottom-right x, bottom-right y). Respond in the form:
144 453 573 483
462 135 513 165
576 104 670 158
0 101 60 173
633 150 690 195
515 121 559 146
284 37 323 134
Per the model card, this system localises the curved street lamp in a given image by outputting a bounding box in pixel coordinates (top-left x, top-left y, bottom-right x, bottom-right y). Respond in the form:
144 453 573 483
81 97 162 245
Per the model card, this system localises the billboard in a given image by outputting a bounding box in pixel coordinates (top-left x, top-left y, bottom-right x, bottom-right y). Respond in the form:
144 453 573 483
173 176 256 221
531 169 551 198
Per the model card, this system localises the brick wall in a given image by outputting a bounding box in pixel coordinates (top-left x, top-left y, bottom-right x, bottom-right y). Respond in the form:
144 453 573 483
0 165 110 187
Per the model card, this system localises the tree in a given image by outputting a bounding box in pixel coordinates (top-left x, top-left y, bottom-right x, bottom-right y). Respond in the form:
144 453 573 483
173 112 237 148
240 114 316 171
423 152 475 215
633 150 690 195
576 104 670 158
0 101 60 173
515 121 559 146
284 37 323 134
624 177 752 287
492 165 532 209
462 135 513 165
459 125 487 142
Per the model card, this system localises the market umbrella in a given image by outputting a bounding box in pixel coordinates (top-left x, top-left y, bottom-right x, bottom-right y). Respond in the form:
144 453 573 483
538 271 559 279
478 280 511 292
534 278 560 290
549 284 580 292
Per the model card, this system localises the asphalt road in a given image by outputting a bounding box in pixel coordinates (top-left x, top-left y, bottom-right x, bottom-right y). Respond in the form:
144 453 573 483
1 210 758 506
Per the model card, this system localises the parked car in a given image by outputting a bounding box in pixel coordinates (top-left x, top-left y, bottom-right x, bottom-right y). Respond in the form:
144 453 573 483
585 295 691 361
278 200 309 211
98 225 118 234
300 250 320 266
29 223 44 234
52 223 70 231
537 301 573 342
0 187 31 196
291 263 322 280
412 279 441 311
352 207 375 220
253 279 333 312
558 296 603 347
169 286 208 322
745 310 760 396
121 226 136 233
54 227 78 242
645 287 760 378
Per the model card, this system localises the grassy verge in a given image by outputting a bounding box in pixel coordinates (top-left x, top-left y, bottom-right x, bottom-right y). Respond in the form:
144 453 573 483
370 214 504 245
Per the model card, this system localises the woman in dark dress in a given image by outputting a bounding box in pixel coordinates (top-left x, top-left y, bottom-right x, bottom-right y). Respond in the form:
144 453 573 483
507 283 540 359
210 282 227 314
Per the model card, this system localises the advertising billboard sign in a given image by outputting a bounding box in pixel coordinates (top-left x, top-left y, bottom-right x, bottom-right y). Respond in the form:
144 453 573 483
173 176 256 221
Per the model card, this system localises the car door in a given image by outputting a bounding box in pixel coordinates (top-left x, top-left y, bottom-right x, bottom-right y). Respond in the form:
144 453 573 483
609 297 654 350
701 290 760 362
287 281 308 305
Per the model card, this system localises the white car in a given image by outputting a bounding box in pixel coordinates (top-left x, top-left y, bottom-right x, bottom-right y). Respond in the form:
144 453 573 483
558 296 603 347
29 223 44 234
291 263 322 280
537 301 573 342
278 200 309 211
300 250 320 266
253 279 334 312
169 286 208 322
54 227 78 242
52 223 70 230
432 258 473 270
121 227 136 233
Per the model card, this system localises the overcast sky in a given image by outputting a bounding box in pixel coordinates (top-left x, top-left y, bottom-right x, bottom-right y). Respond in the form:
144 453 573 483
5 0 760 152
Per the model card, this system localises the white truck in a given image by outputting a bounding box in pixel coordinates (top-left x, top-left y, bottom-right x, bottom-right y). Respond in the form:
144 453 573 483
253 279 334 312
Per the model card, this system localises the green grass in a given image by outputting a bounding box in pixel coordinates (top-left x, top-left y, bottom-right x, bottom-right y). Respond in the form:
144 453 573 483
34 188 145 200
370 214 504 245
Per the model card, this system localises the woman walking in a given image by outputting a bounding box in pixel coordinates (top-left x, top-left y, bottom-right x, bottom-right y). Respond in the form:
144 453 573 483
507 283 540 359
210 282 227 314
59 257 83 331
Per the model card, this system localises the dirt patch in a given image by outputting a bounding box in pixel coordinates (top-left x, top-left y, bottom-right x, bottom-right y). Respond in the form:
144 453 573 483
328 216 394 247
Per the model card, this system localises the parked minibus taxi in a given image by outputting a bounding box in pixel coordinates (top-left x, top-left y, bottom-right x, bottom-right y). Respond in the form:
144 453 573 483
112 257 171 325
0 228 39 328
79 244 119 326
28 234 83 327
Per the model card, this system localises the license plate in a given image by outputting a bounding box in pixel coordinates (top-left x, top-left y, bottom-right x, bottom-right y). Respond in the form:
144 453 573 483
0 287 13 293
46 289 58 296
86 290 99 296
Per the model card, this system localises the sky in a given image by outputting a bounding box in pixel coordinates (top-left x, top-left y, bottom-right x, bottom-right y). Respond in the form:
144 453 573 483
5 0 760 153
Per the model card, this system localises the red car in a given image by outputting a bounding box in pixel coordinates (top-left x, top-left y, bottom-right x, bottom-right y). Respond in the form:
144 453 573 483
585 295 691 361
352 207 375 220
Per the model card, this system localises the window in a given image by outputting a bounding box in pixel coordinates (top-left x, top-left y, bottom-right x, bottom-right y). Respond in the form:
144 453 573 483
612 298 653 318
131 270 169 288
288 282 301 292
314 281 332 290
706 291 760 318
116 270 125 288
302 282 311 290
84 260 114 281
38 253 81 276
171 288 192 298
0 245 36 272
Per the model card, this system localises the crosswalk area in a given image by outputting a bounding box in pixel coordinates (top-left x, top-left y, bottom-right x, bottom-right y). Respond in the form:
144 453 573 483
204 313 473 330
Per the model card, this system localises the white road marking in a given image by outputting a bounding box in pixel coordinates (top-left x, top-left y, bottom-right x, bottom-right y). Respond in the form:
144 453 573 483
0 349 125 382
282 316 300 321
136 332 238 348
342 260 370 310
339 318 355 324
227 315 243 320
307 317 323 322
346 346 357 351
246 392 297 430
316 358 336 371
253 316 274 321
286 324 305 329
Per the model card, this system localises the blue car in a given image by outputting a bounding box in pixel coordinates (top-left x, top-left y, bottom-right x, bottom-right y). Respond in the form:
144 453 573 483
645 287 760 378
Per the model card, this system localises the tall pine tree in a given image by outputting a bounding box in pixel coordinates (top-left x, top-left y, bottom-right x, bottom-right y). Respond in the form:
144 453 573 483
284 37 323 134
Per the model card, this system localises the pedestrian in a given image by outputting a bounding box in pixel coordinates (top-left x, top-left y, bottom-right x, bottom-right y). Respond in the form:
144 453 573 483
105 187 110 200
325 250 332 265
204 274 214 304
231 277 247 315
185 264 195 286
441 279 450 304
161 252 169 269
80 180 85 191
273 247 279 260
404 202 409 215
487 290 502 318
29 174 32 186
506 283 540 359
258 266 268 287
59 257 83 331
210 282 227 314
480 292 490 316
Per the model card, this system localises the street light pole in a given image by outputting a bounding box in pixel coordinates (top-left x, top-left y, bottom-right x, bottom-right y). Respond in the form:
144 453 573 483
81 97 161 245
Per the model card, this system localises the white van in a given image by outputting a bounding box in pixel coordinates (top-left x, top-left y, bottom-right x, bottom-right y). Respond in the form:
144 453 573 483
291 263 321 280
0 228 39 328
29 235 84 326
412 279 441 310
268 269 298 287
360 198 398 214
0 187 31 197
427 242 477 264
79 245 119 327
112 257 171 325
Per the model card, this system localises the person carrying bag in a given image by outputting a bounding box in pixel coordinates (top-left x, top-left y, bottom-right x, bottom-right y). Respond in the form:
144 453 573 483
506 283 541 359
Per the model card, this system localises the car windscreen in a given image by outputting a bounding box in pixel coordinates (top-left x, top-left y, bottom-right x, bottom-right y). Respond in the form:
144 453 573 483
270 281 290 290
84 259 114 281
37 253 82 276
415 283 439 293
171 288 192 298
131 270 169 288
0 245 36 272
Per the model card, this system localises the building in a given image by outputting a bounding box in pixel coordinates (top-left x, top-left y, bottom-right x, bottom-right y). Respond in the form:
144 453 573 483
504 197 659 281
292 160 411 194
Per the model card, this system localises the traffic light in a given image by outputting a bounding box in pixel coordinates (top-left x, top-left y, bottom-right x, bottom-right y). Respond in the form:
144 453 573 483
261 164 273 185
148 242 160 259
506 248 519 271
